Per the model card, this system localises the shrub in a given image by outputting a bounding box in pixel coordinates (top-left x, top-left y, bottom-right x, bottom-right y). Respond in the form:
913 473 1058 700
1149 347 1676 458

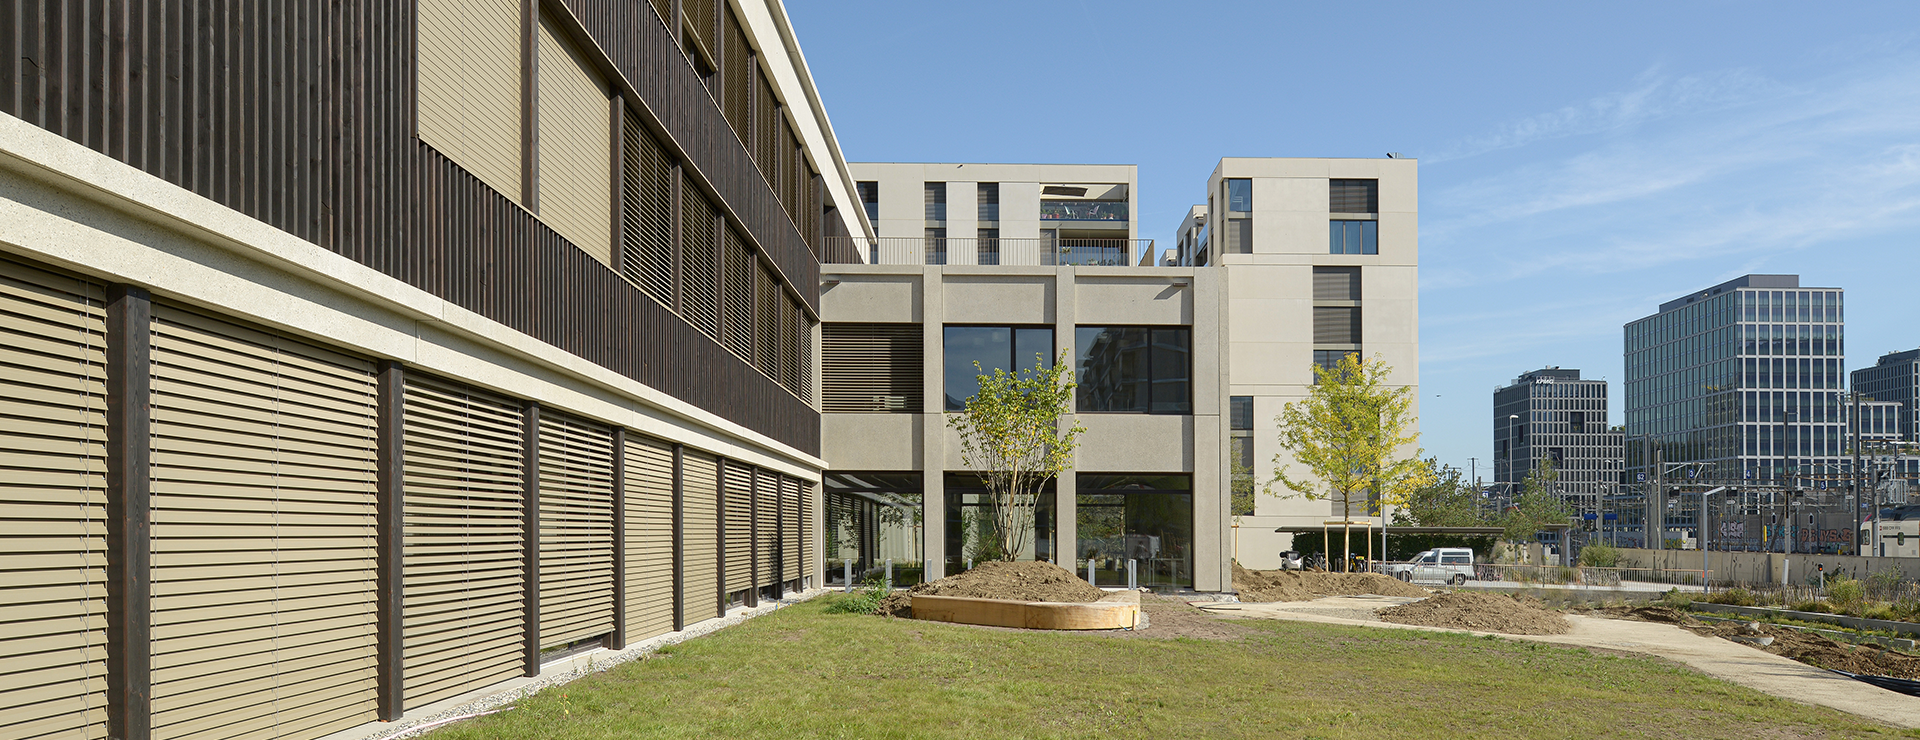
1578 543 1620 568
1711 587 1757 607
1827 576 1866 615
822 578 890 615
1864 604 1899 622
1660 588 1693 609
1790 599 1832 614
1894 597 1920 622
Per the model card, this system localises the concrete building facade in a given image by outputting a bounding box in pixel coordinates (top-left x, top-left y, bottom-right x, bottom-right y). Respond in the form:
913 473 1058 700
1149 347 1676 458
1854 349 1920 443
845 162 1146 267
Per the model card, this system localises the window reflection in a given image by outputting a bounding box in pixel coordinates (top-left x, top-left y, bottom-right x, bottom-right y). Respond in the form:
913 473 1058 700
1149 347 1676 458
1074 326 1191 413
1076 474 1192 588
944 326 1053 412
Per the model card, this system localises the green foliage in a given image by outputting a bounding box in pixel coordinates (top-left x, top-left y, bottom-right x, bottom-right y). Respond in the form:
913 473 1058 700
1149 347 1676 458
1659 588 1693 609
947 350 1084 562
1393 458 1491 527
1229 440 1257 517
1502 459 1575 542
821 578 890 615
1707 587 1758 607
1577 542 1620 568
1269 353 1429 562
1826 576 1866 615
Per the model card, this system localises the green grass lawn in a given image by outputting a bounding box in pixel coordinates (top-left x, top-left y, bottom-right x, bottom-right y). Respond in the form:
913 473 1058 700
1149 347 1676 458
429 596 1913 740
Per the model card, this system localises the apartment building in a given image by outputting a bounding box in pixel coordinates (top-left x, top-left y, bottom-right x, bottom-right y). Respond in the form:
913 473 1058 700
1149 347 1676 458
847 163 1145 267
1854 349 1920 443
1492 368 1625 512
0 2 864 739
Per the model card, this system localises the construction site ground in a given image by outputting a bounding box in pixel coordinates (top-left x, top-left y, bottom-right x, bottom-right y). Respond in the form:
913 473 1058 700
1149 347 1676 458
1202 593 1920 729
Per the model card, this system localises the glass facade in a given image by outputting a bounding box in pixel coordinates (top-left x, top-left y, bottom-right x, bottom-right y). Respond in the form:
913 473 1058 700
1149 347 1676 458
945 473 1055 573
944 326 1053 411
824 473 925 587
1073 326 1191 413
1075 474 1193 588
1623 281 1844 486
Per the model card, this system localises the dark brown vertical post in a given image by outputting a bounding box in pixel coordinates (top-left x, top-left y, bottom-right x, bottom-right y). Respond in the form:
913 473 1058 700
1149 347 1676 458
609 427 626 651
521 0 539 211
375 360 404 720
671 444 685 631
105 285 151 740
522 400 542 677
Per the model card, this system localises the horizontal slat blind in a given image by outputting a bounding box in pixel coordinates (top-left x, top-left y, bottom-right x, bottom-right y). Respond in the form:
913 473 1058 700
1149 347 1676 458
0 258 107 740
682 176 721 339
722 462 753 592
778 295 800 395
721 4 750 148
722 229 755 360
1329 179 1378 213
400 374 525 710
1312 267 1360 302
1312 307 1360 345
754 469 778 586
622 107 675 306
780 477 799 582
754 266 780 379
149 305 378 740
536 412 616 649
680 451 719 620
821 323 922 413
797 478 813 585
622 436 674 641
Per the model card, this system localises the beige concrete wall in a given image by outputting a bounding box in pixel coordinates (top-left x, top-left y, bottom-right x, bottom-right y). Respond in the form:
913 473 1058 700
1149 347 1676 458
416 0 522 203
819 263 1225 588
535 16 613 266
1212 158 1419 570
848 162 1140 252
1616 548 1920 585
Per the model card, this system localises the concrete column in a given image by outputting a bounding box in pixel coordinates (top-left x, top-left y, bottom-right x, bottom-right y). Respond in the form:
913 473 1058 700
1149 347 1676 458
1054 266 1076 567
921 268 946 579
1193 267 1227 591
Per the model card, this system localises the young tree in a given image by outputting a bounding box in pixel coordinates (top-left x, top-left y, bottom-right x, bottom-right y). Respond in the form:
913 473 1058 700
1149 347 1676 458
1502 458 1574 543
1269 353 1430 569
948 351 1084 562
1394 458 1489 527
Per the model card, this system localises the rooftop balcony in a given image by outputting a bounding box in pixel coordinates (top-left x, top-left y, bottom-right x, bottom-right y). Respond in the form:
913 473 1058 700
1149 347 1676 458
826 236 1157 267
1039 200 1129 222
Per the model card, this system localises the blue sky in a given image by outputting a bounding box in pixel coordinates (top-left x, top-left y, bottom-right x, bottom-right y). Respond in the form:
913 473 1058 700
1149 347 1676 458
789 2 1920 482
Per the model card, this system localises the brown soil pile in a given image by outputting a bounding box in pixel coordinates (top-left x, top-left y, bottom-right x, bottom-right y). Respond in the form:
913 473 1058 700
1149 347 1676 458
1586 604 1698 625
875 560 1107 618
1231 563 1430 602
1696 622 1920 679
1376 591 1573 635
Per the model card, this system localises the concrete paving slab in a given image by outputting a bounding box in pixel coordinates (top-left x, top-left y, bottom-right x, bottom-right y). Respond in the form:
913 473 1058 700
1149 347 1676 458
1201 597 1920 729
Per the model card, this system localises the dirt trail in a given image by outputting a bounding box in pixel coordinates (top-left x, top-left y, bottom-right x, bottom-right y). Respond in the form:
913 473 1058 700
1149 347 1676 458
1692 621 1920 679
1376 591 1571 635
1231 563 1429 602
875 561 1105 617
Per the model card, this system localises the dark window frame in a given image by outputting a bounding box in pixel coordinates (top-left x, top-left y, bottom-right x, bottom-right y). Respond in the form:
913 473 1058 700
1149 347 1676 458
943 325 1056 412
1073 325 1193 415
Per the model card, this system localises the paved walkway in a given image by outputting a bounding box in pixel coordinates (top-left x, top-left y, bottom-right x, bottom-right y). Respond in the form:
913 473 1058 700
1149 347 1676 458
1199 596 1920 729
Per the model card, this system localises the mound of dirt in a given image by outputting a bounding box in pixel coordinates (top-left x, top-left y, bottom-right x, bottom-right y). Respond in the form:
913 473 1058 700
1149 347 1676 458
1696 622 1920 679
1587 604 1698 625
1376 591 1572 635
875 560 1107 618
1231 563 1430 602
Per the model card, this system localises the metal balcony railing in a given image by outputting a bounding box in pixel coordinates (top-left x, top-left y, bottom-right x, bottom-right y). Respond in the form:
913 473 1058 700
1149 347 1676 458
1039 201 1129 221
824 236 1156 267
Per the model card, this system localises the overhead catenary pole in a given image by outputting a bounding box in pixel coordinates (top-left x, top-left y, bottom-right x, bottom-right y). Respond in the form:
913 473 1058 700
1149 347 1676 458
1852 392 1864 557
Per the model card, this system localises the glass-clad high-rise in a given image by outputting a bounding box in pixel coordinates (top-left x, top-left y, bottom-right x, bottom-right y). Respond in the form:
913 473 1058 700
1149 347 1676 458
1624 275 1845 485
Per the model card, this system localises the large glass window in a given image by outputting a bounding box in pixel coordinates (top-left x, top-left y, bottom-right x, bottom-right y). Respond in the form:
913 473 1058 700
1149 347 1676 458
1226 178 1252 212
944 326 1053 411
945 473 1055 573
1074 326 1192 413
924 182 946 221
825 473 925 587
1230 397 1255 517
1330 220 1378 254
857 181 878 223
1075 474 1193 588
977 182 1000 222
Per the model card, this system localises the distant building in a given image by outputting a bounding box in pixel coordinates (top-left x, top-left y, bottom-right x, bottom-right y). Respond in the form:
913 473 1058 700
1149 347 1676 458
1623 275 1847 486
845 163 1144 266
1852 349 1920 443
1493 368 1624 511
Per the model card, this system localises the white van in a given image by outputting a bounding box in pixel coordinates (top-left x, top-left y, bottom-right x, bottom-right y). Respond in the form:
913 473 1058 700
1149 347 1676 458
1384 548 1474 585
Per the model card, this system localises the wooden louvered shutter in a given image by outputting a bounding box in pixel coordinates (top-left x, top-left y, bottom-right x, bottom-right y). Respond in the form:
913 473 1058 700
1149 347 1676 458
149 305 378 740
683 0 715 58
799 479 814 584
722 5 751 147
0 258 107 740
1313 267 1360 302
780 478 800 582
1312 307 1361 345
755 74 777 183
754 469 779 586
821 323 922 412
622 435 675 641
647 0 669 28
681 176 721 338
536 412 615 649
680 451 720 620
796 306 814 403
722 463 754 593
755 267 780 378
400 374 525 710
722 229 755 360
622 110 676 305
778 295 800 395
